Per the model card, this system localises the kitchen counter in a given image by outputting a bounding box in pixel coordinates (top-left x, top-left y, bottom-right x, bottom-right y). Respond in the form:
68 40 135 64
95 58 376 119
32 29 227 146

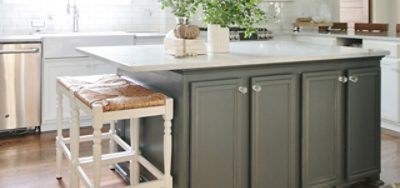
0 35 41 43
79 40 386 188
0 32 165 43
295 30 400 42
37 31 134 38
77 40 388 72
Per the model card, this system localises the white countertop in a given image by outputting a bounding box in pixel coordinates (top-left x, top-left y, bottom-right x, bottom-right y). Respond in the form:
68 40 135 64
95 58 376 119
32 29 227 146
0 32 165 43
295 31 400 42
134 33 166 38
77 40 388 72
37 31 134 38
0 35 42 43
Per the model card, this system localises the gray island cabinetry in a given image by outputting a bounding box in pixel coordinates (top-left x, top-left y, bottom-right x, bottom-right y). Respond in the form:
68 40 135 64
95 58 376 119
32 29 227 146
77 41 387 188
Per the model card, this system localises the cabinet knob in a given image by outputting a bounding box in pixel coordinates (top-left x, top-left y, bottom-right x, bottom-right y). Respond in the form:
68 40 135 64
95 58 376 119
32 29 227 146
338 76 348 83
252 85 262 92
349 76 358 83
238 86 248 94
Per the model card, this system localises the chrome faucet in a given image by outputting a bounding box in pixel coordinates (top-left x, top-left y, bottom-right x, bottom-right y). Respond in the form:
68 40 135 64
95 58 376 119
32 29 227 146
67 0 79 32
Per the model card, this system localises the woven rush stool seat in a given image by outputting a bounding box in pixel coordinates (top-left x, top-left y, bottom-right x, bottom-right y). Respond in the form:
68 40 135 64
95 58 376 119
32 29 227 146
58 75 166 111
55 74 173 188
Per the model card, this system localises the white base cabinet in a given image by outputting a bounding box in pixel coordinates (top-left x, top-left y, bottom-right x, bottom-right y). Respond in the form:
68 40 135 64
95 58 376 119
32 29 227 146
41 57 116 131
40 33 163 131
40 33 138 131
294 35 337 46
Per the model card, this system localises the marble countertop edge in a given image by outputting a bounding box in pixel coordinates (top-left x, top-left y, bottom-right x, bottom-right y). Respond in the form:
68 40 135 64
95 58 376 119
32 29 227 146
77 41 388 73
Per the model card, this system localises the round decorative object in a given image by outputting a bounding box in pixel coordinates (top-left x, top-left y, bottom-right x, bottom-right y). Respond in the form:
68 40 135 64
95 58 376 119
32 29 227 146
174 24 200 40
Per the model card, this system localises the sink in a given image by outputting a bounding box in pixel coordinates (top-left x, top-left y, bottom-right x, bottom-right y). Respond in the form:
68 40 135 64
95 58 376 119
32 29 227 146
41 32 135 59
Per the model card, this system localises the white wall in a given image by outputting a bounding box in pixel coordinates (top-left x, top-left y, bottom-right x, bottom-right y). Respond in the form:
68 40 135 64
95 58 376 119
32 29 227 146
340 0 369 28
0 0 164 34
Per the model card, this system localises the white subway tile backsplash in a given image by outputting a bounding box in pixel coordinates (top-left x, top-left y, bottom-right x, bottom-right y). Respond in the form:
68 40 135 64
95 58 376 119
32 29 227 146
0 0 338 35
0 0 165 34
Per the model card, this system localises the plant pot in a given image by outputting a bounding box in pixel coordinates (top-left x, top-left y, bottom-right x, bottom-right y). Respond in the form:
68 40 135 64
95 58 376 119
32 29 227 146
176 17 189 25
207 24 229 53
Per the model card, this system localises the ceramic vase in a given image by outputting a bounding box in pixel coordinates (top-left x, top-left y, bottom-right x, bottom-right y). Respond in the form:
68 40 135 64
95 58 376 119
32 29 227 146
207 24 229 53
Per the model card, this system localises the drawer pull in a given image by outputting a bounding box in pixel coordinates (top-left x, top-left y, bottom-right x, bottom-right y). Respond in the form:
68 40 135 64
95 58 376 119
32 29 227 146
238 86 248 94
338 76 348 83
349 76 359 83
252 85 262 92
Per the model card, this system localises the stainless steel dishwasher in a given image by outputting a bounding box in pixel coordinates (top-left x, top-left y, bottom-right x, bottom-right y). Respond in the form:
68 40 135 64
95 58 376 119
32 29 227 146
0 43 41 131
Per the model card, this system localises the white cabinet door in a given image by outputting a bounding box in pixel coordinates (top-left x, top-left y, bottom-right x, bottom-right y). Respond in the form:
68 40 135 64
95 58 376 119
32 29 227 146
92 60 117 75
134 36 164 45
41 57 116 131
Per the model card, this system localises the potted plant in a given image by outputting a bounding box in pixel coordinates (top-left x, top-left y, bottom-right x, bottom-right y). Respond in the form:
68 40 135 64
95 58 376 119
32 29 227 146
200 0 268 53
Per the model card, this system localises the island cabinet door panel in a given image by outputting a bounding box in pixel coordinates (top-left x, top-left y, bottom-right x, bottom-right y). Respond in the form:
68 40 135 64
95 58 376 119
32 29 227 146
190 79 248 188
250 74 299 188
302 71 344 188
346 68 380 180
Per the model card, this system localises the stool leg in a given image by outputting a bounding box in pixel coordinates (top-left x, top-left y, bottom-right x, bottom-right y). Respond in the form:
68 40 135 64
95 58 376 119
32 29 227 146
69 99 80 188
163 99 173 188
130 118 141 185
109 120 116 170
56 92 63 180
92 106 103 188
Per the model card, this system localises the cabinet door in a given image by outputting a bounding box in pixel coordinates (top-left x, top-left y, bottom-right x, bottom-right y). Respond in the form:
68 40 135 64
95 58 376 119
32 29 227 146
346 68 380 180
42 58 92 125
190 79 248 188
302 71 344 188
251 75 299 188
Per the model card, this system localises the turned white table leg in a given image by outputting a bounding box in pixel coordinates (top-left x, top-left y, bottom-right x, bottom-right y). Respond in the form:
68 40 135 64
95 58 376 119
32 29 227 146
92 105 103 188
109 120 116 170
163 99 173 188
69 98 80 188
56 91 63 180
130 118 141 185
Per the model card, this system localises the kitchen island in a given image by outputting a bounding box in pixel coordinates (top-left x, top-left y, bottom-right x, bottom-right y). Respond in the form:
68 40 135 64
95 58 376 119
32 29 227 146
78 41 388 188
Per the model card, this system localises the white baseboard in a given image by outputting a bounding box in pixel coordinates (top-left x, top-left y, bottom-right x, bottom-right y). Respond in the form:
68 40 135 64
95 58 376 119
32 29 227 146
382 119 400 134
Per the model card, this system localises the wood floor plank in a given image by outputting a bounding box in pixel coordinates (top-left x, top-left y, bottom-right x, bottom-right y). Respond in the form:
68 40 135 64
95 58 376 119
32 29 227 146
0 128 126 188
0 129 399 187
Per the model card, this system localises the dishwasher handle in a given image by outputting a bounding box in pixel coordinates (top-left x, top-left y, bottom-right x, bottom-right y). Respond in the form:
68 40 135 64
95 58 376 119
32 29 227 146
0 48 40 54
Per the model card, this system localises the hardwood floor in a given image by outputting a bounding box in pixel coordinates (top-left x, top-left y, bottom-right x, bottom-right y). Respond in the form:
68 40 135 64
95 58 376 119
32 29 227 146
381 131 400 185
0 129 399 188
0 128 126 188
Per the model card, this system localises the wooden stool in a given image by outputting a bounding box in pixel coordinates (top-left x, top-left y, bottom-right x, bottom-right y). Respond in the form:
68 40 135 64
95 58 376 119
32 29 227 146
355 23 388 33
331 22 348 31
55 74 173 188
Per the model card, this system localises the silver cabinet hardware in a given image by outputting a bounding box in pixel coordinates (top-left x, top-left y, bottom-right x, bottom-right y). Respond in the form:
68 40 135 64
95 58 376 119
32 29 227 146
338 76 348 83
252 85 262 92
349 76 358 83
238 86 248 94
